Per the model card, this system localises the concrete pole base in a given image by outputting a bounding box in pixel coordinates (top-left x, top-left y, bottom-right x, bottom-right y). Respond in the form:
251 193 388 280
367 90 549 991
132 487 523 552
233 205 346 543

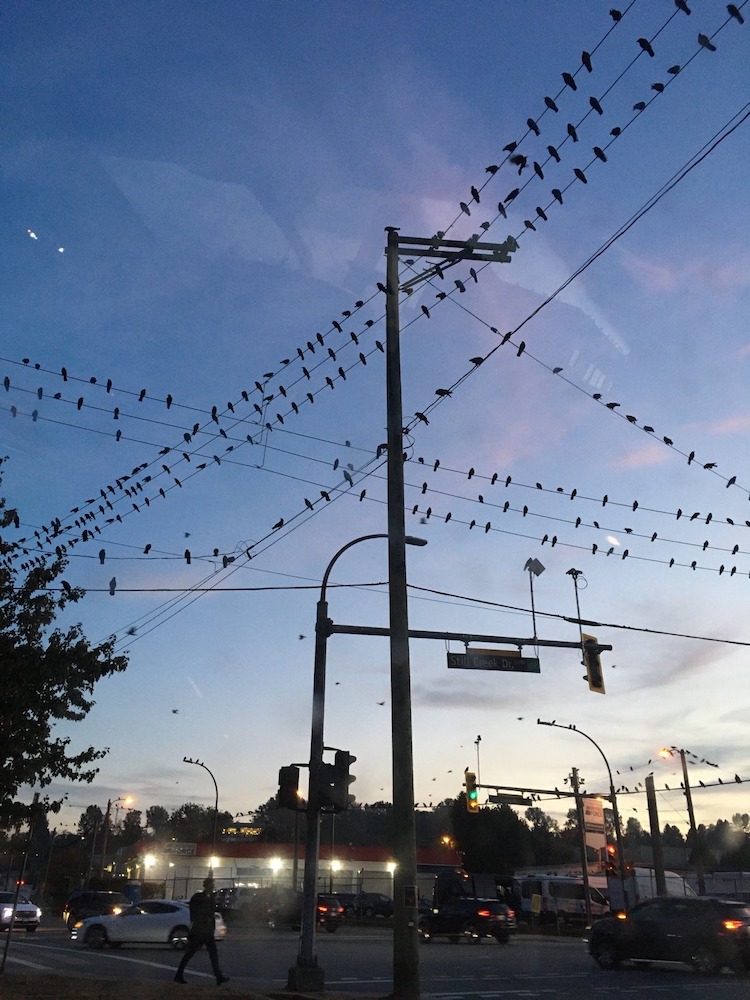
287 963 325 992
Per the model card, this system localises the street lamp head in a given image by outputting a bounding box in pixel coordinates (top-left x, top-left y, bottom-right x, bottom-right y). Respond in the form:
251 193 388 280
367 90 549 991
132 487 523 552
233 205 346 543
404 536 428 547
524 557 545 576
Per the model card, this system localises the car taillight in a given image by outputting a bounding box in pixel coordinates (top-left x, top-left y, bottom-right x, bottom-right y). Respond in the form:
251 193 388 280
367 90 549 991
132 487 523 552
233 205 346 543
723 919 745 931
476 909 491 918
318 905 328 913
507 908 515 918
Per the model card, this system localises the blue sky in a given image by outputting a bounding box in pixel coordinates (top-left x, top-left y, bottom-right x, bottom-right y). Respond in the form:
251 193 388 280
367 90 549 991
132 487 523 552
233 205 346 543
3 0 749 842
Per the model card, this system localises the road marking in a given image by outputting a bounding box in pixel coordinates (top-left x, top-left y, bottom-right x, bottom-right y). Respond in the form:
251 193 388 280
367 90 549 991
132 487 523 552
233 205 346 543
4 956 57 971
11 943 213 979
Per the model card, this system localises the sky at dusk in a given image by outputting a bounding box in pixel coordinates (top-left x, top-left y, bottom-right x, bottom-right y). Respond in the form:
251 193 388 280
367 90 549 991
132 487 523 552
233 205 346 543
2 0 750 843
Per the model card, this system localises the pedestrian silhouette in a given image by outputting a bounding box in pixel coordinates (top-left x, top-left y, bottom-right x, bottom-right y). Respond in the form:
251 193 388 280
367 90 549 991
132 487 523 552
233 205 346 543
174 877 229 985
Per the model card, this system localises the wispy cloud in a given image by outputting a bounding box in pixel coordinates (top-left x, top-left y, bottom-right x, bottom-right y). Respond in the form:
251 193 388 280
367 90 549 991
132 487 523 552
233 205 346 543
620 246 750 295
611 441 667 470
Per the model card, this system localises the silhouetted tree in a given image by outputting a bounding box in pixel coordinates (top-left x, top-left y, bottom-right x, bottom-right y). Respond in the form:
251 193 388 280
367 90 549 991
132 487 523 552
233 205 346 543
146 805 170 839
0 465 129 827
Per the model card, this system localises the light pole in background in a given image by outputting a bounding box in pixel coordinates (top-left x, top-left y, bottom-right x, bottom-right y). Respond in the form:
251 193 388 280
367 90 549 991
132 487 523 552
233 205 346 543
537 720 630 911
183 757 219 872
291 532 427 993
99 795 132 878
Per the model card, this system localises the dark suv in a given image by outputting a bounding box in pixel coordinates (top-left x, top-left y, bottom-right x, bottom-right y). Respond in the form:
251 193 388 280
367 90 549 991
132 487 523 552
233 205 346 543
419 898 516 944
267 890 344 933
344 892 393 919
587 896 750 974
62 890 132 929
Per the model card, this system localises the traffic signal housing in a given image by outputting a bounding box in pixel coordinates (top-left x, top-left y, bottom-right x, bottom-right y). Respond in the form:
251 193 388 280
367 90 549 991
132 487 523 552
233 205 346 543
582 633 606 694
277 765 300 811
464 770 479 813
604 843 618 875
320 750 357 812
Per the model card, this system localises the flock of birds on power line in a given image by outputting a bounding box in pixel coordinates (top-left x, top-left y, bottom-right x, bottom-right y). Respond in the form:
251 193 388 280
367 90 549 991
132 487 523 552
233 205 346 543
2 2 747 649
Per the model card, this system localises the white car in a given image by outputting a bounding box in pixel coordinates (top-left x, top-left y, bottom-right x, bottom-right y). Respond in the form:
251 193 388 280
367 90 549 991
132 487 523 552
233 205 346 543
0 891 42 932
70 898 227 949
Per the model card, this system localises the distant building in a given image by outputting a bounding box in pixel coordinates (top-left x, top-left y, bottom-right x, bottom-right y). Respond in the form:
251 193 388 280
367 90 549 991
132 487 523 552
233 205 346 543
119 839 461 899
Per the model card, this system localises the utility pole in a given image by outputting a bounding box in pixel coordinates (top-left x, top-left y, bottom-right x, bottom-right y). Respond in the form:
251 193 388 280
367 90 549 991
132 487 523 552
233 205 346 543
678 749 706 895
384 229 519 1000
385 229 420 1000
645 775 668 897
570 768 592 924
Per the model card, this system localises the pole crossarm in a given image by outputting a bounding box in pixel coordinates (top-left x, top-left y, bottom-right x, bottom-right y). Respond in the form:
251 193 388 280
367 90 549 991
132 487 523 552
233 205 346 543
329 622 612 653
394 234 519 292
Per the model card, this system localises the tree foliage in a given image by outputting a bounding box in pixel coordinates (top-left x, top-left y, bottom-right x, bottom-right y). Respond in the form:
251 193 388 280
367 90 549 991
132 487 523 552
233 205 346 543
0 466 129 828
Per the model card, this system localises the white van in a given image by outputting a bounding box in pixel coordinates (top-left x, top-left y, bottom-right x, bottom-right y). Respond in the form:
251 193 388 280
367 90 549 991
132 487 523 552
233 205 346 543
515 875 609 926
607 866 696 910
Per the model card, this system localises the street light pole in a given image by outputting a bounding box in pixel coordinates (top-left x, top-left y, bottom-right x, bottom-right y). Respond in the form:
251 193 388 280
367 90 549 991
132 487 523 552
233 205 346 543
183 757 219 872
291 531 427 993
538 720 630 911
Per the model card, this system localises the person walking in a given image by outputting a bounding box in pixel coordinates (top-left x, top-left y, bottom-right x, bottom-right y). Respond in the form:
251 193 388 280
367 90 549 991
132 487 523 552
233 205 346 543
174 876 229 985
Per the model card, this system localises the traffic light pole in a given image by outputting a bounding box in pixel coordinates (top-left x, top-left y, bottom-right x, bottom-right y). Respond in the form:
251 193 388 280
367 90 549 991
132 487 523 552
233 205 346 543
290 532 426 993
291 535 383 992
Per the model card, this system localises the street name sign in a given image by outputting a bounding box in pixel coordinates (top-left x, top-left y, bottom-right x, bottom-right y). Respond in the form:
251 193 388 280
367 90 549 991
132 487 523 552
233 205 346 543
447 650 540 673
488 793 532 806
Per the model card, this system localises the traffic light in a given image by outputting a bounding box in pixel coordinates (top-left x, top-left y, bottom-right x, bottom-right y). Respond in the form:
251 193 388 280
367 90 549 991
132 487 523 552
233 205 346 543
464 770 479 813
332 749 356 811
604 843 618 875
582 633 606 694
320 751 356 812
277 765 300 811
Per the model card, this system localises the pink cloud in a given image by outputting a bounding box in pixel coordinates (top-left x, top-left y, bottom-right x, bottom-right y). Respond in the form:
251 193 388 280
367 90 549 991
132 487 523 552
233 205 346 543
703 414 750 436
611 441 667 470
620 247 750 294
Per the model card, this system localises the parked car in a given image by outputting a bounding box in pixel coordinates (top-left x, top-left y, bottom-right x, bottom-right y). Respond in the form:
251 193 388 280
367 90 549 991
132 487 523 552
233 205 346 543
62 890 132 929
0 891 42 932
419 899 516 944
69 898 227 949
344 892 393 919
587 896 750 974
267 890 344 933
217 885 271 922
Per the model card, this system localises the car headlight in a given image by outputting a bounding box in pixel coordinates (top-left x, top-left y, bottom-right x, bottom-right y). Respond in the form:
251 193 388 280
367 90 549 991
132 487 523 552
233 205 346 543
72 920 85 929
